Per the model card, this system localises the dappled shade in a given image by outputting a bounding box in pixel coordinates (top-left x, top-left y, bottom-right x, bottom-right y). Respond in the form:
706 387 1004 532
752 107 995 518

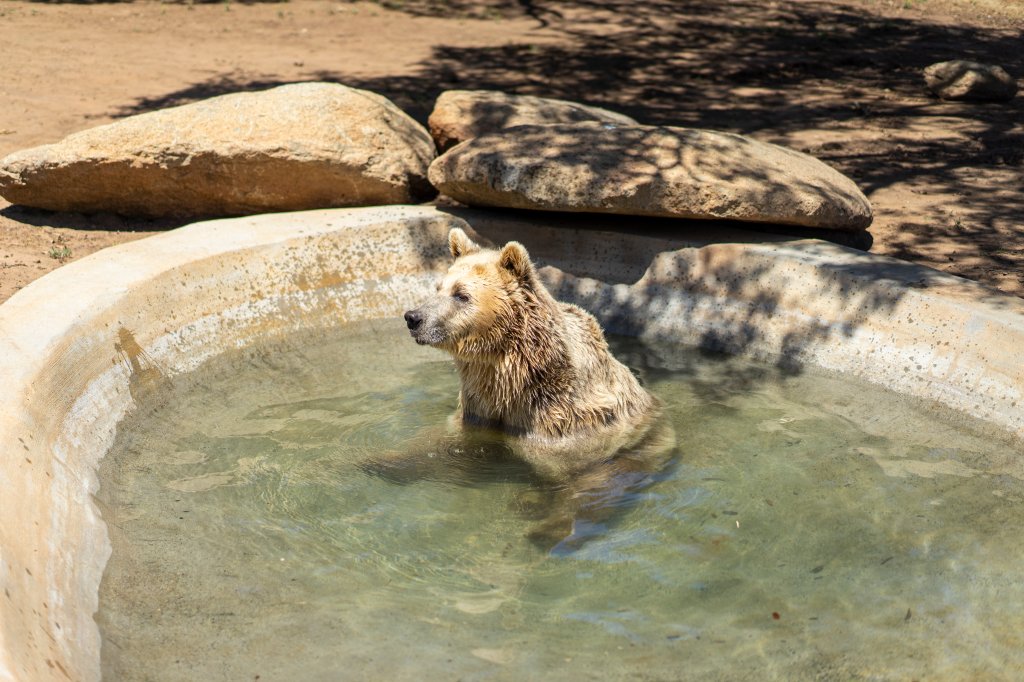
430 122 872 230
428 89 636 151
91 0 1022 293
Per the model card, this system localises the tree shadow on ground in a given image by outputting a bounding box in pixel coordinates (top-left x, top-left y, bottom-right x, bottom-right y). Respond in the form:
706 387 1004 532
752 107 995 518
105 0 1023 284
362 0 1024 292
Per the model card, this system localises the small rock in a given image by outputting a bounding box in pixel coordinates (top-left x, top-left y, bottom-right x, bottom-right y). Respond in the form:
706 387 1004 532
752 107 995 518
0 82 437 218
429 122 873 231
428 90 637 151
923 60 1017 102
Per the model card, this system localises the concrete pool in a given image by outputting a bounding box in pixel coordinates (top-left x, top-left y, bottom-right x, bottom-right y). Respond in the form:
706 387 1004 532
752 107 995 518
1 205 1022 681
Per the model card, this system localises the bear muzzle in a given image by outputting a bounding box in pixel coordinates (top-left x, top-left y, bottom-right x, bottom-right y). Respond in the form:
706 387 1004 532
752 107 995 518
404 308 443 346
404 309 423 331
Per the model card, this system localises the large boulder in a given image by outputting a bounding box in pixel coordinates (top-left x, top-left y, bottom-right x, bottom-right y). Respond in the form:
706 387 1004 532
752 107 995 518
428 90 637 151
429 122 873 231
0 82 437 218
923 60 1018 102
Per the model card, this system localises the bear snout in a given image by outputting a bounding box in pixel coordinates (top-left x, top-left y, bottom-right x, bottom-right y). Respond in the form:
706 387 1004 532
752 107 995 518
404 310 423 331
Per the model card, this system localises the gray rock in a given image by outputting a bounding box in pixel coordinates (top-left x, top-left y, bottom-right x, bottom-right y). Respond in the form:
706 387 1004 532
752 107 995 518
923 60 1017 102
428 122 873 231
0 82 437 218
428 90 637 151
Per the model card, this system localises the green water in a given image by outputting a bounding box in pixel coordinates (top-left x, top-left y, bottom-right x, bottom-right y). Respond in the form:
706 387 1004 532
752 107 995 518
96 320 1024 681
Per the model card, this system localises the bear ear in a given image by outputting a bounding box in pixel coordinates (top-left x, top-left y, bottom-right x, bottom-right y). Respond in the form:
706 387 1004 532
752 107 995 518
448 228 480 259
499 241 536 282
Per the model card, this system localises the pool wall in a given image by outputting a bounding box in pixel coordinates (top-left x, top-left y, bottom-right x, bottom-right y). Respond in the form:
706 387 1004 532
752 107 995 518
1 205 1022 681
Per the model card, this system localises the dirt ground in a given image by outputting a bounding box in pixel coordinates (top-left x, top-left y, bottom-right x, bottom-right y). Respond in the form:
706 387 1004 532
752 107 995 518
1 0 1022 302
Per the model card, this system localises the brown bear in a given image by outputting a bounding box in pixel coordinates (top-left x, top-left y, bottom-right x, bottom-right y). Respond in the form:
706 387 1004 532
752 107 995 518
401 228 672 502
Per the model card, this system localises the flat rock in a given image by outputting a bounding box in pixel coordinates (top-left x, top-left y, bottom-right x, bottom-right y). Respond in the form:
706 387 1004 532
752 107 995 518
923 60 1018 102
428 90 637 151
0 82 437 218
428 122 873 231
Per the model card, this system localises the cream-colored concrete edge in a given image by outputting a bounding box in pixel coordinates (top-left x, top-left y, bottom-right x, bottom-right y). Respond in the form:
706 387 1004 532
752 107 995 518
1 205 1022 681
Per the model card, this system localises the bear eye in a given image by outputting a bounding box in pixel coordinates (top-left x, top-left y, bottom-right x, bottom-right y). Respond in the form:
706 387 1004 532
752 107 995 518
452 290 471 303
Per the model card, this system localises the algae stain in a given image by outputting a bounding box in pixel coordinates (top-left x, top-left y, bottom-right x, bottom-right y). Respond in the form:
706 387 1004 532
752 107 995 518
114 327 168 402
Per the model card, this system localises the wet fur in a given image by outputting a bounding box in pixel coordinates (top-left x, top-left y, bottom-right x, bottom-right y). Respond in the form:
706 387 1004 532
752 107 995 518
405 228 669 480
383 228 674 551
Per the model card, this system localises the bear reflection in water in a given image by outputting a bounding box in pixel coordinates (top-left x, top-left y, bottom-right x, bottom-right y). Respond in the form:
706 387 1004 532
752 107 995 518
365 228 675 553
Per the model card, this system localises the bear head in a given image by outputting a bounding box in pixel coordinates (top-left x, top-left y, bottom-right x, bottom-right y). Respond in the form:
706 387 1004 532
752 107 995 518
403 228 540 356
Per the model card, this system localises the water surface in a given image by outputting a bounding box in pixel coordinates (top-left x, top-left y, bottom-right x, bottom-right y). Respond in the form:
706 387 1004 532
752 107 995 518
97 320 1024 681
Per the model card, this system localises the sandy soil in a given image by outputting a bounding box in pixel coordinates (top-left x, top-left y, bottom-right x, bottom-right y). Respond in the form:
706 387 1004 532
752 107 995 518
1 0 1022 302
